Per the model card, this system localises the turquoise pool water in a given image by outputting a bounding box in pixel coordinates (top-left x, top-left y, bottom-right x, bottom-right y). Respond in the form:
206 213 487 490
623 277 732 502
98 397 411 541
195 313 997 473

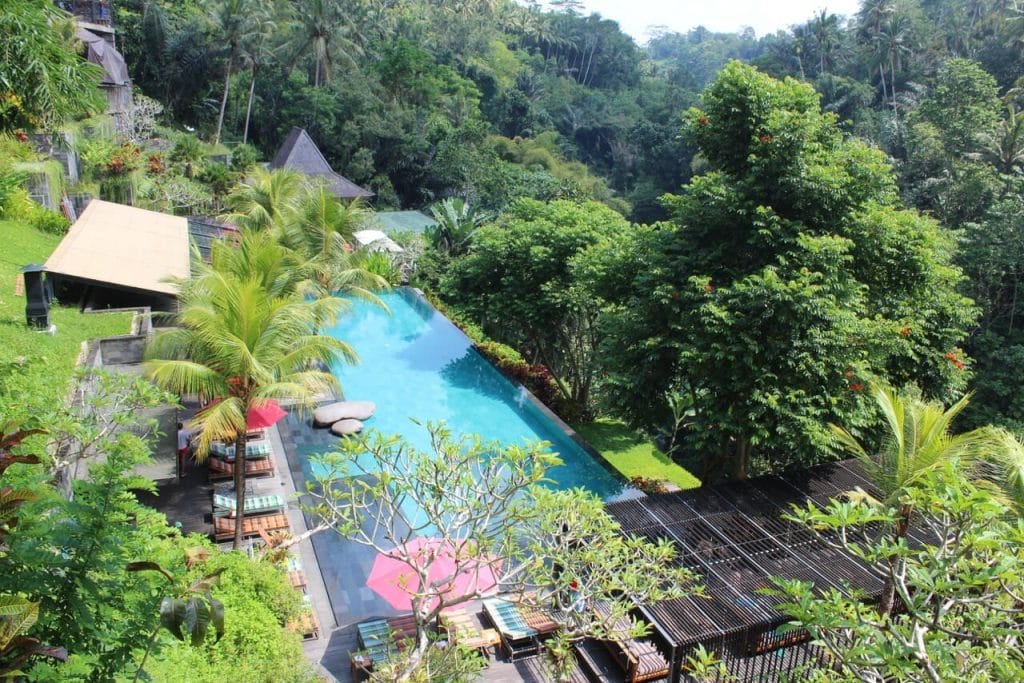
313 288 625 500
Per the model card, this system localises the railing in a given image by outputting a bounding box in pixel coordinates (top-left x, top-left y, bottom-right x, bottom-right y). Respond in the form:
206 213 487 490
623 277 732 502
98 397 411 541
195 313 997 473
55 0 113 27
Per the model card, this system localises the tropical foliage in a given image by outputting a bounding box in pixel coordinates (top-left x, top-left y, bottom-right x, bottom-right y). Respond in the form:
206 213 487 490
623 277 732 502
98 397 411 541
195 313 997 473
306 424 697 682
0 0 105 132
775 463 1024 682
144 230 352 548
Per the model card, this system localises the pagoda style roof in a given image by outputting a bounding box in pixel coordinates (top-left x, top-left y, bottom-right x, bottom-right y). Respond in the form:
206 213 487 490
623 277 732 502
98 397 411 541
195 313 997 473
268 127 373 200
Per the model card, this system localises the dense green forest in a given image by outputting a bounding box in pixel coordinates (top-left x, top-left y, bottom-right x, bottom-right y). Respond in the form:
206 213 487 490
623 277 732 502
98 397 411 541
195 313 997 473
0 0 1020 476
4 1 1024 679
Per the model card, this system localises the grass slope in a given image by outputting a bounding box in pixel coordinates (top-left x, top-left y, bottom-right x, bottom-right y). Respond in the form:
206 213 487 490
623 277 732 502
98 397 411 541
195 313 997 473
574 418 700 489
0 219 133 395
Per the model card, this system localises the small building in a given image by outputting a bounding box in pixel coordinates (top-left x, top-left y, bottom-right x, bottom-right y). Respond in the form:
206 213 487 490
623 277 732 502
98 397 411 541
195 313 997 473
268 127 374 201
45 200 190 311
76 28 131 129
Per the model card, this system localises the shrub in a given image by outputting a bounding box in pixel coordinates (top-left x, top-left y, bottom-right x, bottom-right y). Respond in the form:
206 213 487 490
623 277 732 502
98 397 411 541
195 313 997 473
230 143 259 172
29 204 70 234
143 551 314 683
630 476 670 495
359 250 403 285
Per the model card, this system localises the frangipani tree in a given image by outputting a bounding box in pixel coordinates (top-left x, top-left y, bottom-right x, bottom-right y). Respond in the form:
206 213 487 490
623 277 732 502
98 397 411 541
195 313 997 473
306 424 696 682
829 385 1001 614
775 464 1024 682
146 235 354 548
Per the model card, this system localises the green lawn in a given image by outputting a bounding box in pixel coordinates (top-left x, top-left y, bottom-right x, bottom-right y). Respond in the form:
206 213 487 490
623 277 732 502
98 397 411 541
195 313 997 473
0 219 133 396
574 418 700 489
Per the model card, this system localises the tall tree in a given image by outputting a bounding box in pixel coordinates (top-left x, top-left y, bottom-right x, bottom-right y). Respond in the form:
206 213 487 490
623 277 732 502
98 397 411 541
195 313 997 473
445 199 631 411
211 0 260 144
589 62 975 479
145 232 353 548
289 0 362 87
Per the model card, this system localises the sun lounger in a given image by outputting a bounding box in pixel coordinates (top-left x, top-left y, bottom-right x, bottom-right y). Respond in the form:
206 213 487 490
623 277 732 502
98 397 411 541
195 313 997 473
592 604 669 683
212 492 284 516
288 596 320 640
207 454 273 481
442 609 491 654
520 603 560 636
289 570 307 591
210 439 272 459
212 513 289 541
386 614 419 646
482 598 540 660
357 619 396 665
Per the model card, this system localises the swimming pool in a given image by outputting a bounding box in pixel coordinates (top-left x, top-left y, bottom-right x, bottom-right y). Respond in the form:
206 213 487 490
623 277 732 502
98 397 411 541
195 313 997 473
311 288 626 500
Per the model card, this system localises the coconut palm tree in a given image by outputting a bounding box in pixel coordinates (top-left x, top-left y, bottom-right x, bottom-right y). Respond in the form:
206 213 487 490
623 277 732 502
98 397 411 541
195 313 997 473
979 428 1024 516
810 10 843 75
830 385 997 614
978 103 1024 174
222 168 304 232
240 7 282 145
281 188 387 297
145 234 354 548
289 0 362 87
211 0 261 145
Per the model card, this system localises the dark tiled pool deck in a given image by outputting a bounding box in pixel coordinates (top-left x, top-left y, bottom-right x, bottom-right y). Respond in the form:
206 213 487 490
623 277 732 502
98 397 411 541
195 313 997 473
277 409 623 682
143 404 625 682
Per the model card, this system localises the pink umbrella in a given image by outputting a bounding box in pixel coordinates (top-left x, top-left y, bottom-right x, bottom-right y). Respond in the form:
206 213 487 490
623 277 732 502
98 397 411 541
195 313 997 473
366 537 502 612
246 400 287 430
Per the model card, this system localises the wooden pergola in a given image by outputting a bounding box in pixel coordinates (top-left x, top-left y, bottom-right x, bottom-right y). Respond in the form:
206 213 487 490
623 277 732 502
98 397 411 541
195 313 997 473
605 459 896 682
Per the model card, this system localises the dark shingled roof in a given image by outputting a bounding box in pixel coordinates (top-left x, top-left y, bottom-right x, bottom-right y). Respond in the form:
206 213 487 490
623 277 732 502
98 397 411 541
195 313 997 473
268 127 373 200
77 28 129 85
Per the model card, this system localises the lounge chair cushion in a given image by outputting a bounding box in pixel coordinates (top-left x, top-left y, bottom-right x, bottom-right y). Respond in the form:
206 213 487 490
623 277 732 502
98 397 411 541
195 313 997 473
482 598 537 640
213 493 284 514
313 401 376 425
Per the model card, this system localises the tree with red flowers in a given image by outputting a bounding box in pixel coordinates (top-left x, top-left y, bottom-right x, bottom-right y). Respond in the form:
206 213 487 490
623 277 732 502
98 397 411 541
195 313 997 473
586 62 975 479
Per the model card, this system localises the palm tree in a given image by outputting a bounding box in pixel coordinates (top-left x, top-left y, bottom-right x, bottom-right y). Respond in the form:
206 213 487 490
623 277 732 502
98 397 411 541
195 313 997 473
978 103 1024 174
289 0 362 87
427 197 491 256
982 428 1024 516
810 10 843 75
222 168 304 232
857 0 894 99
145 234 354 548
210 0 264 145
239 7 281 145
875 14 913 119
830 385 996 614
282 188 388 298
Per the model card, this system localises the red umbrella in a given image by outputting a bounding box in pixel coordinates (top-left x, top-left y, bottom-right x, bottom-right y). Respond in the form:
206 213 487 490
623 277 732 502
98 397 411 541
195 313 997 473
366 537 502 612
246 400 287 430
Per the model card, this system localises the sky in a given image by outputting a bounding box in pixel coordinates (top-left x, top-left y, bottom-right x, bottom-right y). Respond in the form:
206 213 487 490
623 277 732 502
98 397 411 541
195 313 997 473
571 0 863 43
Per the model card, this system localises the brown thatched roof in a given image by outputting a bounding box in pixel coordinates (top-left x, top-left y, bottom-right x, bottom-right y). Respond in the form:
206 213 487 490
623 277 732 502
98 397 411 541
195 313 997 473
268 127 373 200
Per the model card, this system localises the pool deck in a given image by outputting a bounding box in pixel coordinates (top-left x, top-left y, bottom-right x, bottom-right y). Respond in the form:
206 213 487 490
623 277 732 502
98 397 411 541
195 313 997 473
141 402 632 682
